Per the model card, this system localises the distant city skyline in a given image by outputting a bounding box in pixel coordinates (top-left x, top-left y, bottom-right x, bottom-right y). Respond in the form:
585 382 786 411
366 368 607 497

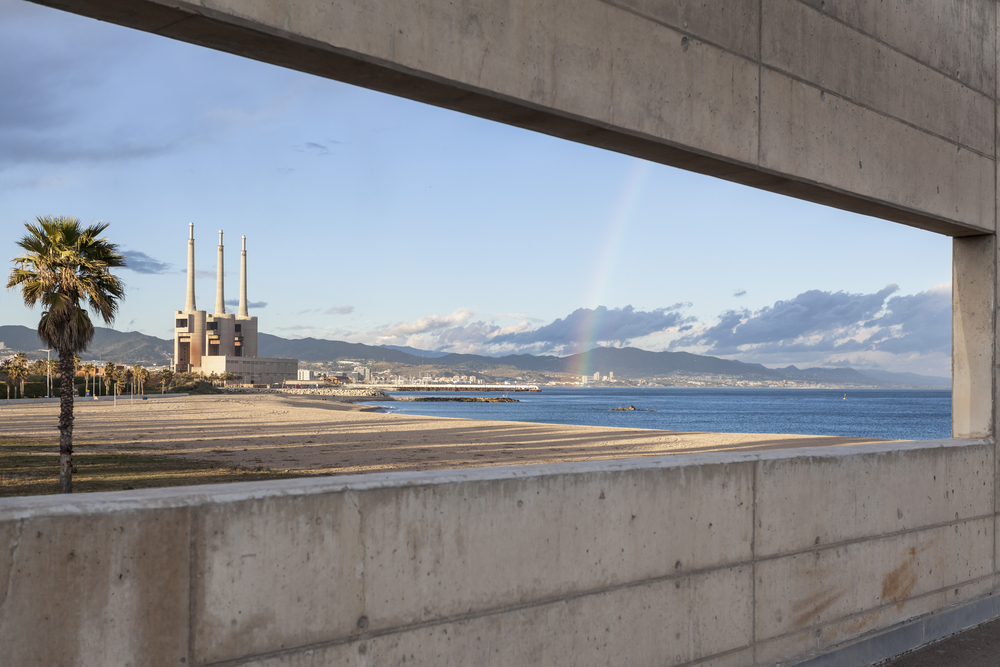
0 0 952 375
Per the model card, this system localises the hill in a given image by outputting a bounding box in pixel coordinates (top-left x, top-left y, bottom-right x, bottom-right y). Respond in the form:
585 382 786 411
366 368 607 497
0 325 173 365
0 325 950 386
258 334 424 364
856 369 950 388
431 347 783 379
776 365 880 385
380 345 452 359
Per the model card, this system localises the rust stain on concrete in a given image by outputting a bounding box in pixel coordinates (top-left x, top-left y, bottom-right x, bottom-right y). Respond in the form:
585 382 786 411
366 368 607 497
881 545 926 611
792 587 844 629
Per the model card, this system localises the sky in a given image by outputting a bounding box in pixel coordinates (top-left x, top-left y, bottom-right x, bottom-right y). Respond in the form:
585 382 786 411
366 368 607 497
0 0 953 376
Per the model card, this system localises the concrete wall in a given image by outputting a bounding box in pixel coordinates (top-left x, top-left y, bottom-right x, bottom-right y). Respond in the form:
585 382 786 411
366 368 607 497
2 439 996 666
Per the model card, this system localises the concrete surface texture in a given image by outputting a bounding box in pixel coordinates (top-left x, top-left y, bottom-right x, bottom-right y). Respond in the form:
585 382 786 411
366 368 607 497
1 438 997 666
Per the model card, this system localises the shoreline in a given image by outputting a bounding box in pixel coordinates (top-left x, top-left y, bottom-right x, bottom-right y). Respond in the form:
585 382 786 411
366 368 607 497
0 394 895 479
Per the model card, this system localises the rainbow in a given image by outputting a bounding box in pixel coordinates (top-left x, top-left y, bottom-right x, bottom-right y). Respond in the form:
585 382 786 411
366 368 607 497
567 159 653 377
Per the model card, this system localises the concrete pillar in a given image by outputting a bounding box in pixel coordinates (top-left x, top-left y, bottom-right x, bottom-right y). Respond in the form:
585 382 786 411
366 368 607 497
952 235 996 439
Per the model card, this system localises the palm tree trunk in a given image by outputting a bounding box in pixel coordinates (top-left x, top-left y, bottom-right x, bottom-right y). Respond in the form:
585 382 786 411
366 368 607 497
58 350 74 493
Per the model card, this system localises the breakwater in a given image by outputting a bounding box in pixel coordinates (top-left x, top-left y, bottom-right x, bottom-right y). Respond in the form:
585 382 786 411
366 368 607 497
395 396 519 403
225 387 389 398
364 383 540 392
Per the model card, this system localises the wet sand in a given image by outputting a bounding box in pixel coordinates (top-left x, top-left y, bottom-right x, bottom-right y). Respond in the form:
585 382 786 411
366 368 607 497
0 394 895 476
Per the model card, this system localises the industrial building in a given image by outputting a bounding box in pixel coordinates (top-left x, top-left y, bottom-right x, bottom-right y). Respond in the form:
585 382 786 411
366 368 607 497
173 224 296 385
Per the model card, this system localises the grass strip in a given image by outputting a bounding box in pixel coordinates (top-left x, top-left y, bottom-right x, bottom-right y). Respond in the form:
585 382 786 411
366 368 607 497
0 438 302 497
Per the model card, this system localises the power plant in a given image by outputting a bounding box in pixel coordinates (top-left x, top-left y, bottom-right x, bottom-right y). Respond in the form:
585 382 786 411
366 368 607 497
173 223 296 384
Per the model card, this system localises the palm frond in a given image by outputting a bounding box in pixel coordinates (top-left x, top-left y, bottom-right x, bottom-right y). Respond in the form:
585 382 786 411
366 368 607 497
7 216 126 355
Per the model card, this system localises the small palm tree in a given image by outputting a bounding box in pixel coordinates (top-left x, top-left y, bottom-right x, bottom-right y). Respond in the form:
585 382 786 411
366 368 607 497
82 363 95 397
133 365 149 395
103 361 116 396
7 217 125 493
159 369 175 394
10 353 28 398
114 367 129 396
0 358 13 399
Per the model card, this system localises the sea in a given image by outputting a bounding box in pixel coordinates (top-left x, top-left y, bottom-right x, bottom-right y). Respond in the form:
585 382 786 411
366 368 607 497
381 387 952 441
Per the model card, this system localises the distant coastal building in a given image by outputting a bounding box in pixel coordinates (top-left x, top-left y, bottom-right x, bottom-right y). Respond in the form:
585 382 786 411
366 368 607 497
173 224 296 385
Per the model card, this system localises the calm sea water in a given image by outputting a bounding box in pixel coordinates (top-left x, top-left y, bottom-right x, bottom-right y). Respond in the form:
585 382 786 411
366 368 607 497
382 388 952 441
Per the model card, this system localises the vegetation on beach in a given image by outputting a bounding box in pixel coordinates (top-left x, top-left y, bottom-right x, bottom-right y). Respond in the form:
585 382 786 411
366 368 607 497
169 379 224 395
0 437 301 497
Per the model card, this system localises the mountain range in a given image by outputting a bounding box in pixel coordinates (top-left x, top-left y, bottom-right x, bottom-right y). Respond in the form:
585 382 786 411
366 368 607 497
0 325 949 387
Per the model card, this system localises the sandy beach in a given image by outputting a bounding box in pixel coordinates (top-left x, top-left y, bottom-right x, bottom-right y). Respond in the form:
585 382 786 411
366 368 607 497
0 393 895 476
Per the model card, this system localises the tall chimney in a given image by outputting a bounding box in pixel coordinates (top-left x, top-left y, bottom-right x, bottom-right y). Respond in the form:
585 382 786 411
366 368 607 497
185 223 196 312
238 235 249 317
215 230 226 315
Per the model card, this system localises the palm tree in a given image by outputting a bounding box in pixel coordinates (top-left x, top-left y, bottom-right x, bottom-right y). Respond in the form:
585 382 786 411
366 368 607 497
114 367 129 396
9 354 28 399
6 217 125 493
159 369 175 394
8 364 27 399
82 363 95 397
0 358 12 399
104 361 116 396
133 365 149 395
30 358 46 377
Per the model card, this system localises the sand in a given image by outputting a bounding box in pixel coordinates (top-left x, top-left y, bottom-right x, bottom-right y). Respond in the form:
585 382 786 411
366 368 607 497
0 393 894 476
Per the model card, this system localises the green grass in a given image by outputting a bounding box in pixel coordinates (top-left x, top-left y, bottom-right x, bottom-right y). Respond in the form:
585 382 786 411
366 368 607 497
0 438 302 496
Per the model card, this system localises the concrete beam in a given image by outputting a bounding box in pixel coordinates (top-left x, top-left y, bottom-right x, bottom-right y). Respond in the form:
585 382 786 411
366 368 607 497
28 0 998 236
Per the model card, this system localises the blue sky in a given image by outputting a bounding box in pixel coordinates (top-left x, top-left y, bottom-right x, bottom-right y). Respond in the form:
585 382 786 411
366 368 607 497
0 0 952 375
